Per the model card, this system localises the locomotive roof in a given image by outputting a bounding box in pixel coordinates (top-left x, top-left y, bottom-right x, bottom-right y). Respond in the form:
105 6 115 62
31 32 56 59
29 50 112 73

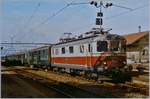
5 32 125 57
55 35 98 45
54 33 124 45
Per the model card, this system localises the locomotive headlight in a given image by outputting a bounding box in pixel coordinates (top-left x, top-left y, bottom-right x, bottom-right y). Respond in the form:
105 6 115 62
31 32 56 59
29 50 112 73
104 66 108 70
124 65 128 69
123 61 126 64
103 62 107 65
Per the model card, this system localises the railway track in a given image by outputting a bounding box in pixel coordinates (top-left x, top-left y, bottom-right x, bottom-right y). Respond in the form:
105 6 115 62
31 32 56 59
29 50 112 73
50 69 149 96
47 68 148 96
117 82 148 96
12 69 101 98
2 66 148 98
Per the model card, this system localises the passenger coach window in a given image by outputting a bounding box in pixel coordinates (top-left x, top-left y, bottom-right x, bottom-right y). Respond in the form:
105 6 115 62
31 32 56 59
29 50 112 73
69 46 74 53
62 47 65 54
97 41 108 52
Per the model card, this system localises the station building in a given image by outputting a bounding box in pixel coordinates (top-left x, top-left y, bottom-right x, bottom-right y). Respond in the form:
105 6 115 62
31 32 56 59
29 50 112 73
123 31 149 63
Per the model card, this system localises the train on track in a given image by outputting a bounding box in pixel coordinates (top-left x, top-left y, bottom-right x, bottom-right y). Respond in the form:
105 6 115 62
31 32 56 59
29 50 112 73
2 29 132 81
1 1 134 82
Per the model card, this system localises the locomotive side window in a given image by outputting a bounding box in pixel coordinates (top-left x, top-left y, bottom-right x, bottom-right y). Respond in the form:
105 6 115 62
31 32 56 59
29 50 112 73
79 45 84 53
97 41 108 52
88 44 92 52
55 48 59 55
69 46 74 53
61 47 65 54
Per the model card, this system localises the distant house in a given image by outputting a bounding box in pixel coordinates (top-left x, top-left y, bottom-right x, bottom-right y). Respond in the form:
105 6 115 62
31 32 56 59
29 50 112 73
123 31 149 63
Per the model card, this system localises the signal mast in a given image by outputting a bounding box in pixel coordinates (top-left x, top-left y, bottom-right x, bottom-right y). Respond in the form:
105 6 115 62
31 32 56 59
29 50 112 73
90 1 132 34
59 1 132 41
90 1 113 34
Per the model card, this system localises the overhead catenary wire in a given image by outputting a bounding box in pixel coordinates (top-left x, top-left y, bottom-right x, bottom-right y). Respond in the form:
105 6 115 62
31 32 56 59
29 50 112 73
13 2 41 41
24 3 41 29
105 4 148 20
112 3 133 10
66 2 148 33
70 2 91 5
27 0 146 33
29 0 77 32
15 1 73 44
29 1 134 33
2 1 148 55
66 4 148 33
28 1 148 41
7 1 91 49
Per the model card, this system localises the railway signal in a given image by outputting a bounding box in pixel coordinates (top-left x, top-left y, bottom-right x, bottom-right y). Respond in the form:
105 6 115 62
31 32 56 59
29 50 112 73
90 1 112 33
90 1 132 33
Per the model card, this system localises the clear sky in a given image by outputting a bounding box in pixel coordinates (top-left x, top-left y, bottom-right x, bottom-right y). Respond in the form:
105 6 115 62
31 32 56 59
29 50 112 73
1 0 149 55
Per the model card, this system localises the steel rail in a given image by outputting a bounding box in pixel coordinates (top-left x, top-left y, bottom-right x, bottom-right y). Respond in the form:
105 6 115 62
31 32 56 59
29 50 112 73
14 69 74 98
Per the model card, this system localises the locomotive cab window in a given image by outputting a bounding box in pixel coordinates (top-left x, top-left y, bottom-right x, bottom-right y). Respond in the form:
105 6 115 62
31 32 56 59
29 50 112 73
61 47 65 54
110 40 120 51
69 46 74 53
97 41 108 52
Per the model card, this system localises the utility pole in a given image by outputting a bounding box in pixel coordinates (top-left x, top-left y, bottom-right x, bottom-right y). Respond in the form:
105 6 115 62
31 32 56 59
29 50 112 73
10 36 13 49
10 36 16 54
138 25 141 32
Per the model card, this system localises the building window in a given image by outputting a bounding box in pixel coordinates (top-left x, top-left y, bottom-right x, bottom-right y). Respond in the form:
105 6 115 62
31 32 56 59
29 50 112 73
97 41 108 52
62 47 65 54
88 44 92 52
80 45 84 53
69 46 74 53
142 49 148 55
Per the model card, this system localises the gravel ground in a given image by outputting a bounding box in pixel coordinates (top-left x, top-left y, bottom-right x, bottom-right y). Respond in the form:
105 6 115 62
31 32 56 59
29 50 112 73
2 66 149 98
1 72 69 98
26 69 149 98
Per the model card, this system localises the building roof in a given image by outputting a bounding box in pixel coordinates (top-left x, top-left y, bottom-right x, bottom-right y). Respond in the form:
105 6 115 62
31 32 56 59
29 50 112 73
123 31 149 45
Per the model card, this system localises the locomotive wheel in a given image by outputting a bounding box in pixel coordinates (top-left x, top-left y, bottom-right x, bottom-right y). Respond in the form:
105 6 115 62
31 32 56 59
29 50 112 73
128 65 133 71
47 66 50 70
85 71 92 80
97 76 104 84
60 68 65 73
44 69 48 72
70 69 76 76
112 70 131 83
137 68 144 74
125 65 133 72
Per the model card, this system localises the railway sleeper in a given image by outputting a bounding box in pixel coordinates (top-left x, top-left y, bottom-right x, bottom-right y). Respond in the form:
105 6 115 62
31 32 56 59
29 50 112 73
111 70 132 83
16 69 101 98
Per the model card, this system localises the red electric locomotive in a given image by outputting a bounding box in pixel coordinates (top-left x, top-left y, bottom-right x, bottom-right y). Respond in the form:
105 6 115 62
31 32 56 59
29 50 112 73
50 29 131 81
